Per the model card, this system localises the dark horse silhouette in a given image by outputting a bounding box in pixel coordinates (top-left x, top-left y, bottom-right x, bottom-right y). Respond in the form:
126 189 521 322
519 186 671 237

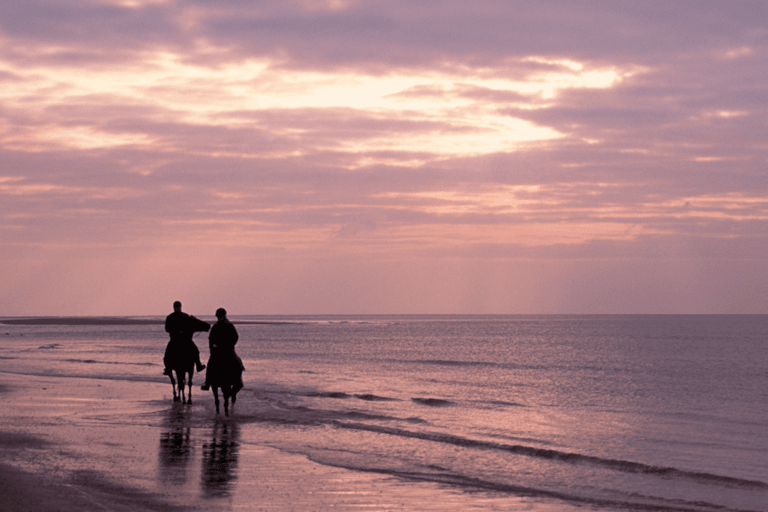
204 309 243 416
165 316 210 404
207 351 243 416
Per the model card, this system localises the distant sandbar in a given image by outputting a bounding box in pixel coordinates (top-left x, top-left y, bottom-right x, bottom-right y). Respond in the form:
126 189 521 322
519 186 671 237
0 317 163 326
0 317 290 326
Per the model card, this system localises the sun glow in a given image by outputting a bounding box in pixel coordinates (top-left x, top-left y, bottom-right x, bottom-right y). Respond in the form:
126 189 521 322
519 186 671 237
0 50 632 157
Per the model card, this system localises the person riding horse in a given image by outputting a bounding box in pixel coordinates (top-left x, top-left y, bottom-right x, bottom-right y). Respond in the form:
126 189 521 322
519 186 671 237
201 308 244 415
163 301 207 376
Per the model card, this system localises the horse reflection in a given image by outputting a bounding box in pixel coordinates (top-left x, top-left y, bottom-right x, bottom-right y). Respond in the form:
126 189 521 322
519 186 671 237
201 421 240 497
158 407 194 485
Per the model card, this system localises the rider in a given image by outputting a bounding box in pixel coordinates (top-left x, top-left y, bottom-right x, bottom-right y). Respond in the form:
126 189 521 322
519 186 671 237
163 301 206 376
201 308 244 391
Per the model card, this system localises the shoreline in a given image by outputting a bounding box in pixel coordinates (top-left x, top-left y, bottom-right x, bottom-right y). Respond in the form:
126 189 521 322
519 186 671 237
0 371 573 511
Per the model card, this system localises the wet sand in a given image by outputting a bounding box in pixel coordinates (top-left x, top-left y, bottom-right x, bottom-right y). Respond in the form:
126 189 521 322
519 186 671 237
0 372 568 511
0 459 189 512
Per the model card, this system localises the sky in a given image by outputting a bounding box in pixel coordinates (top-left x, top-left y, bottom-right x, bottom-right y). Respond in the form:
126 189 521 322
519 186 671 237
1 0 767 316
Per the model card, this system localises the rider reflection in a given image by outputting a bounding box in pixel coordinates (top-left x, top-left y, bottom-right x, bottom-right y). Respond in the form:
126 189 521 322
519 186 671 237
201 421 240 497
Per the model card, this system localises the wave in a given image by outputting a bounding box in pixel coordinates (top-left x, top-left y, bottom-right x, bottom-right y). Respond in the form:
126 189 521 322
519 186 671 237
241 386 508 410
222 403 423 428
63 358 155 367
303 391 352 399
300 391 400 402
411 358 554 372
411 397 454 407
334 422 768 491
325 465 758 512
355 394 398 402
477 399 526 408
0 432 52 449
412 358 610 374
417 359 501 368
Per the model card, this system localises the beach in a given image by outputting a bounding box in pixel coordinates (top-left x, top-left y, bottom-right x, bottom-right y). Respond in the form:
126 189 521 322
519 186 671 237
1 315 766 511
0 371 569 512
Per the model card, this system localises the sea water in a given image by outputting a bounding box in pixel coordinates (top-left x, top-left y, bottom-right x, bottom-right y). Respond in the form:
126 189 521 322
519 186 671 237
1 315 766 511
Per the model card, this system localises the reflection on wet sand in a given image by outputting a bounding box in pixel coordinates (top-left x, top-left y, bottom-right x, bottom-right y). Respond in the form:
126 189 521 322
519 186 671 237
202 421 240 497
158 405 194 486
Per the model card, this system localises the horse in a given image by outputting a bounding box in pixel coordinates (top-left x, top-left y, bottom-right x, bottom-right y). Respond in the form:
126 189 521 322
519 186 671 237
165 316 210 404
207 352 244 416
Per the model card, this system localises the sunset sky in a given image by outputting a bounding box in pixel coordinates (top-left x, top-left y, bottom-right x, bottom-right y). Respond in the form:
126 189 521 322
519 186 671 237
1 1 767 316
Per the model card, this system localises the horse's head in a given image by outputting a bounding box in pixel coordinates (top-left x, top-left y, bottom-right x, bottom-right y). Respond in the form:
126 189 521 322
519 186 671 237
189 316 211 333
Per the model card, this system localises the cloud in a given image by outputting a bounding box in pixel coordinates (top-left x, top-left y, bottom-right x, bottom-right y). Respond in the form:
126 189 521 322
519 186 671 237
0 1 767 314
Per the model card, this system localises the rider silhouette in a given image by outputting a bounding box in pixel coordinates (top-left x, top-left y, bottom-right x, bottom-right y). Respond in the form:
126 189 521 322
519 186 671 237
163 301 206 375
200 307 244 392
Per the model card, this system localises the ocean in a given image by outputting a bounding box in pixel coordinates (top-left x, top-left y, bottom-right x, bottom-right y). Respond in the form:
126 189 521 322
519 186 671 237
1 314 766 511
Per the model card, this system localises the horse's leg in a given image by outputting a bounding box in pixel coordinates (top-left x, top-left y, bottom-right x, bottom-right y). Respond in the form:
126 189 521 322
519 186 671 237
213 386 220 415
177 370 186 404
186 371 193 404
169 373 179 402
223 386 230 416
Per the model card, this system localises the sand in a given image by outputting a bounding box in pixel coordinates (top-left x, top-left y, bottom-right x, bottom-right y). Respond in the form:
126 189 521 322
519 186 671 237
0 372 395 511
0 459 191 512
0 372 567 511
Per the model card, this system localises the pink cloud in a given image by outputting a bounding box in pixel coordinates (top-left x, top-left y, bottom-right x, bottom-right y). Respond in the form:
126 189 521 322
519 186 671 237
0 1 766 314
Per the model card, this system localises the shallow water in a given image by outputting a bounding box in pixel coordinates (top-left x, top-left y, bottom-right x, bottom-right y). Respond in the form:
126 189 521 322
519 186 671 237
1 315 766 511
